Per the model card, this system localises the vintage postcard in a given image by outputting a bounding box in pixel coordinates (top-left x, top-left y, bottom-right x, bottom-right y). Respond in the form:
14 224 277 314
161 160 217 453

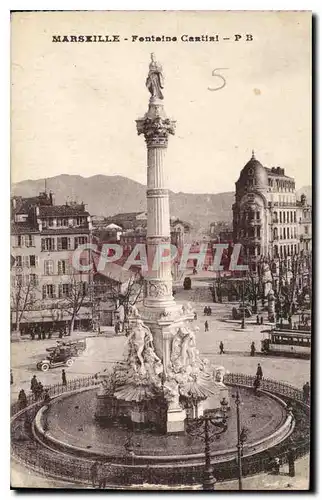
10 11 312 491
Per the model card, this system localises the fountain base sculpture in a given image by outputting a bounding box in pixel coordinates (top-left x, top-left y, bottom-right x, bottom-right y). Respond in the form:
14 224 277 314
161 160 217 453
95 307 229 433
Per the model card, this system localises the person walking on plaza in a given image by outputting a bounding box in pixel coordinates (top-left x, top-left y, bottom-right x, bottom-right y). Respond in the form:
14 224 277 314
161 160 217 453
43 389 51 404
256 315 260 325
208 307 212 316
260 316 264 325
90 461 99 488
302 381 310 404
203 306 207 315
219 341 224 355
250 341 256 357
204 320 209 332
62 369 67 386
18 389 28 410
256 363 263 380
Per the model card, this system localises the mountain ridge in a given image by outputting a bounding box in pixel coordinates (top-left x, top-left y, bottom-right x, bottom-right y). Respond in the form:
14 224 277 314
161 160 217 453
11 174 312 231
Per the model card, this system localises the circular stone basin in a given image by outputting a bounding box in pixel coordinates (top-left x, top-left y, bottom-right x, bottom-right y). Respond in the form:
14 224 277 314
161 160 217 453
44 386 288 460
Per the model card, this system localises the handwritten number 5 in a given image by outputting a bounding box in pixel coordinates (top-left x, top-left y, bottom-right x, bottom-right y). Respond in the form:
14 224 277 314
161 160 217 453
208 68 228 91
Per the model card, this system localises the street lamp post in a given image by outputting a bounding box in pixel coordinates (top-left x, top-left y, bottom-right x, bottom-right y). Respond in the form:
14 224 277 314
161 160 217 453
241 280 245 329
186 407 228 490
234 390 248 491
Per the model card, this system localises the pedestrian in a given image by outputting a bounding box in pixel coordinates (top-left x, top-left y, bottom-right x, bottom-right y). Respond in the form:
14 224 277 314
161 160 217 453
256 363 263 380
10 369 13 385
208 307 212 316
204 320 209 332
256 315 260 325
288 448 295 477
219 341 224 355
260 316 264 325
42 330 46 340
30 375 38 394
272 457 280 475
48 330 52 339
37 330 42 340
203 306 207 316
90 461 99 488
62 369 67 386
43 389 51 404
34 381 42 401
114 322 119 335
253 376 260 395
194 312 197 320
302 381 310 404
250 341 255 357
18 389 27 410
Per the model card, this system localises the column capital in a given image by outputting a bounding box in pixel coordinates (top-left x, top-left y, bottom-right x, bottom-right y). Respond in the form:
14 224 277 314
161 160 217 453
136 102 176 148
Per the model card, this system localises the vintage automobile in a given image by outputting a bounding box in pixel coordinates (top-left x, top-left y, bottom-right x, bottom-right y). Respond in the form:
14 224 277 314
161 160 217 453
36 340 86 371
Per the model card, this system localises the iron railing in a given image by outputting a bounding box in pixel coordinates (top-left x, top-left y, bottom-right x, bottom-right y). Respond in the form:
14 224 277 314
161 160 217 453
11 373 310 486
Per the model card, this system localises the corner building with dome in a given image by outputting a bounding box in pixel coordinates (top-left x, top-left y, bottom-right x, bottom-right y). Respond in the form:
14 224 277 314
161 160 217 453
232 152 312 279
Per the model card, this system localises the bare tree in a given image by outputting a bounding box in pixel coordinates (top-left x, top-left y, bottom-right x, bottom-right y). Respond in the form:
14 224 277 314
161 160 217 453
11 274 39 335
58 273 90 335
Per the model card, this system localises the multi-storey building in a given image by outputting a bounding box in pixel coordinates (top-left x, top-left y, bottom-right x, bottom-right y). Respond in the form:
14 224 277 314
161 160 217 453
232 152 312 274
11 191 93 336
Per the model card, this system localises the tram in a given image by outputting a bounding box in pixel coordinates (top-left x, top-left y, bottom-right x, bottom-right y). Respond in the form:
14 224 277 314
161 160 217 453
261 328 311 358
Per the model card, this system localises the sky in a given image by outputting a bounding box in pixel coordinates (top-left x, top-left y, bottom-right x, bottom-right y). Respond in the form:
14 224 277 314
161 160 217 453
11 11 311 193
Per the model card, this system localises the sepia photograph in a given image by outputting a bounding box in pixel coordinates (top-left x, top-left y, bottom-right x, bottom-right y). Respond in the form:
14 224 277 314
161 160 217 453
10 10 312 491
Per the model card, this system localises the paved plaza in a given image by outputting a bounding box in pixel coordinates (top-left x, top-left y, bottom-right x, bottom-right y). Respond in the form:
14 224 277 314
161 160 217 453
11 282 311 490
11 283 310 398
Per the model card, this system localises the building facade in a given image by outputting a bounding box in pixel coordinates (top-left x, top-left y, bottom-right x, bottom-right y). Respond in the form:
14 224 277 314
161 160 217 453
11 192 93 336
232 152 312 275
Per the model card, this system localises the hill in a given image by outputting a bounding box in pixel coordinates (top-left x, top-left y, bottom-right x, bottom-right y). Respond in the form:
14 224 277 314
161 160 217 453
11 175 311 231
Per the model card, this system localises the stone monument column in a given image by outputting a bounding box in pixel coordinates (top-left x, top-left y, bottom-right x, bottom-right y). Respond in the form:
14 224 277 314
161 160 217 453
136 54 176 312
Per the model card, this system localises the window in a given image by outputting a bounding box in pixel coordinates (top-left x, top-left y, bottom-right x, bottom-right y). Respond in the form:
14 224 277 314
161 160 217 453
28 274 38 286
294 211 297 223
304 226 309 235
287 211 289 223
41 238 55 251
58 260 69 275
29 255 37 267
279 212 282 223
44 260 54 275
59 283 71 298
74 236 88 248
42 284 55 299
283 212 286 223
287 228 290 239
16 235 23 247
15 255 22 267
25 235 35 247
290 212 293 223
57 237 71 251
48 218 55 227
283 228 286 239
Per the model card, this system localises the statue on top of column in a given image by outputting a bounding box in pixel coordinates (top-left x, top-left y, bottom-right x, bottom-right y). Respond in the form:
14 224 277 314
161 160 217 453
146 53 164 100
